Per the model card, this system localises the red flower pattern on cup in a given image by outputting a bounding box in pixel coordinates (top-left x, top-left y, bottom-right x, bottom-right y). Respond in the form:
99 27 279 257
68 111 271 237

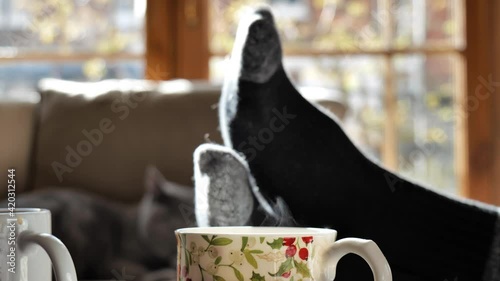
302 236 313 244
283 237 296 246
268 236 313 279
285 245 297 257
181 235 313 281
299 248 309 261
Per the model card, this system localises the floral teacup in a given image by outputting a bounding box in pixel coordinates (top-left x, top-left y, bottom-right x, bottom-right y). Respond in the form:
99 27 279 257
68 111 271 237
175 227 392 281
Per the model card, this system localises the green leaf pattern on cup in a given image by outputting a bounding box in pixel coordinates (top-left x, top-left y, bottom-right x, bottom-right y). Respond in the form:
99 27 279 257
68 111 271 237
266 238 284 249
179 234 314 281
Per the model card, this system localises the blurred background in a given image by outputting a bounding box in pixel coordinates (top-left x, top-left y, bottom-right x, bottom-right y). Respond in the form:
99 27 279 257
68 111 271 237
0 0 499 204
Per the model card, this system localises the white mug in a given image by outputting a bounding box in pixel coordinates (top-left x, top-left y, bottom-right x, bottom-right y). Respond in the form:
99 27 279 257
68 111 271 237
176 227 392 281
0 208 77 281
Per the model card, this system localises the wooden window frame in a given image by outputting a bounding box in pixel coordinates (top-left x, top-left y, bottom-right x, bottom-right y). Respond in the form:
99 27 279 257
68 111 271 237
146 0 500 205
145 0 209 80
463 0 499 204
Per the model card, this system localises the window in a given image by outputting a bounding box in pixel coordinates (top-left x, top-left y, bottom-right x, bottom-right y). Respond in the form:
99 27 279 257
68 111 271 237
0 0 146 101
3 1 497 203
209 0 464 195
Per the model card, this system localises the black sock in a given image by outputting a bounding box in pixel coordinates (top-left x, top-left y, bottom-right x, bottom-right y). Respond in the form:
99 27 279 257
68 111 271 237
219 7 500 281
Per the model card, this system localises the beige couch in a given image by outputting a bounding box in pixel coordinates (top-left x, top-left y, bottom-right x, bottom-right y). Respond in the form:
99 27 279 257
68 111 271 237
1 79 222 201
0 79 345 202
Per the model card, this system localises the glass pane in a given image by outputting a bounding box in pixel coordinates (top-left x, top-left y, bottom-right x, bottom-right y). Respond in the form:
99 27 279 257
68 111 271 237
0 0 145 55
394 54 459 193
0 60 144 100
210 0 384 54
392 0 463 49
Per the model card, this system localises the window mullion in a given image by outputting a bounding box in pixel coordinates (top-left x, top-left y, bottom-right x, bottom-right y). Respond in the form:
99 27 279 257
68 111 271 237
381 0 398 170
382 55 398 170
0 52 143 62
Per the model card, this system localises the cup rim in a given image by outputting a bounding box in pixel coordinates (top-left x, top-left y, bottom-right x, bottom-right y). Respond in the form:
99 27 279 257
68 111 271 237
175 226 337 236
0 208 50 215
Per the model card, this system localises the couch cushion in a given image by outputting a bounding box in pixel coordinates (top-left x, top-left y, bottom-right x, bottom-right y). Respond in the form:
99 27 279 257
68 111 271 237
33 79 222 202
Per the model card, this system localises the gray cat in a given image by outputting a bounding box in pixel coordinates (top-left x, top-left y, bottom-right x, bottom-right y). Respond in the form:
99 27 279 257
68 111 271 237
1 166 195 281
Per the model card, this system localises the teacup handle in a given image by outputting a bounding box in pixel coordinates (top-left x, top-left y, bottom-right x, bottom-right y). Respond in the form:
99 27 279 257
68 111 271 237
321 238 392 281
19 231 78 281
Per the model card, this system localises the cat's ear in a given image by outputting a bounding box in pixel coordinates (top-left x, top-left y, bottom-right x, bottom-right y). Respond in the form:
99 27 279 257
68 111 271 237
144 166 193 202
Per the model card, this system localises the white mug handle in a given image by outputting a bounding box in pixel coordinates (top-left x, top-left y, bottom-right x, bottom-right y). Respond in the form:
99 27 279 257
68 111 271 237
321 238 392 281
19 231 78 281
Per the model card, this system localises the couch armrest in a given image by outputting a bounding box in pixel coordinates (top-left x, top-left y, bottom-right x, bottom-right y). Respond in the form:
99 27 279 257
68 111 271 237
0 101 37 199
